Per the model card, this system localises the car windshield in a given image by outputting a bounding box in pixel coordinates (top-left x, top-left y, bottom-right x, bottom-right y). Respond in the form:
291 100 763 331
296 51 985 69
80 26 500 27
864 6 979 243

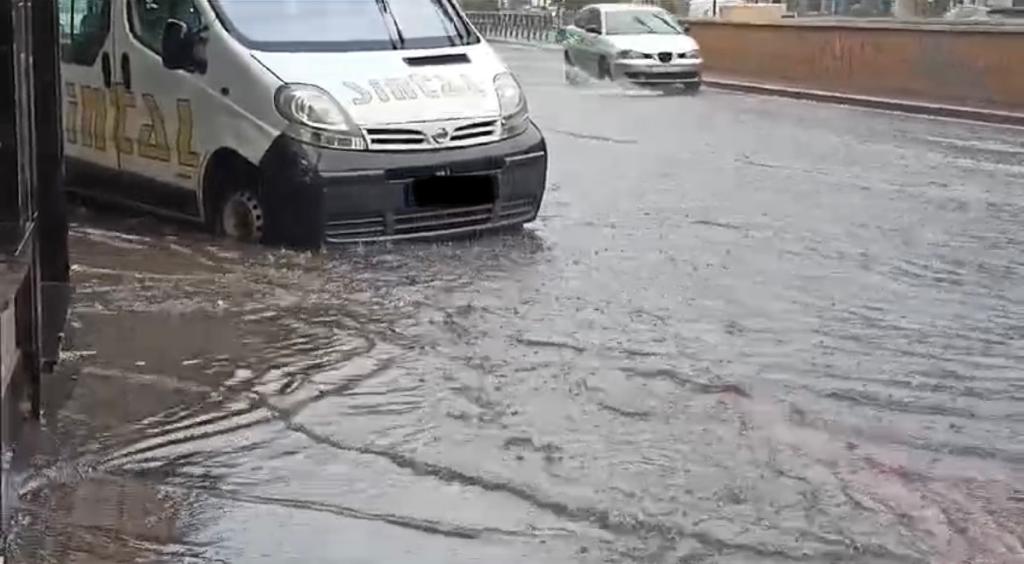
211 0 478 51
604 9 682 35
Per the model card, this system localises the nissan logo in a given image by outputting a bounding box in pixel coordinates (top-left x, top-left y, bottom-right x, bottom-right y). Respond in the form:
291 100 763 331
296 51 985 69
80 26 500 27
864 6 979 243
431 127 451 145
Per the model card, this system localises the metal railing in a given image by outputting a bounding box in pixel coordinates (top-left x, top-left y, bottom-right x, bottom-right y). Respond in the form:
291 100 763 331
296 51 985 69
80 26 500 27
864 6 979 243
465 4 1024 27
465 11 572 43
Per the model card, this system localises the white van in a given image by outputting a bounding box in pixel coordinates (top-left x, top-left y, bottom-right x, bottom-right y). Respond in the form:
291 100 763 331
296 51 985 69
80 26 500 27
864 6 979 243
58 0 548 248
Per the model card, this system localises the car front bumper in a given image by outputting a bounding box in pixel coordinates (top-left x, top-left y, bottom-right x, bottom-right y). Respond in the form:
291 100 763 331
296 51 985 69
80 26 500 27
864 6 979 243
258 123 548 248
612 59 703 84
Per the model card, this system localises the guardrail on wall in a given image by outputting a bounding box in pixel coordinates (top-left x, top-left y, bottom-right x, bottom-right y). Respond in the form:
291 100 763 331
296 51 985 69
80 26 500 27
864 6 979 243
465 11 572 43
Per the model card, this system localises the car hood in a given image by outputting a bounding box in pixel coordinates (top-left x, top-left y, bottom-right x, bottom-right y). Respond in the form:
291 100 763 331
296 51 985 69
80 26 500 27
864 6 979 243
606 34 699 54
252 44 504 126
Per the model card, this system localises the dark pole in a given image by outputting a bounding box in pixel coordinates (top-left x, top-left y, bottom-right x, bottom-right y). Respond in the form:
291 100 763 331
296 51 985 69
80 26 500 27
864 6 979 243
31 0 70 288
0 0 17 235
31 0 71 374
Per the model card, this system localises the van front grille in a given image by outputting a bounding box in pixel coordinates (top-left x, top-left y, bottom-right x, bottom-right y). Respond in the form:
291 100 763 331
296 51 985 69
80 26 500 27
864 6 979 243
365 128 428 148
363 118 501 151
451 120 499 142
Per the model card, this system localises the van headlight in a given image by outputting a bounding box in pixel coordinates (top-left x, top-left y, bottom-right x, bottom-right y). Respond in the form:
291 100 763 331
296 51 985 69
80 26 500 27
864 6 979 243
494 72 529 139
274 84 367 150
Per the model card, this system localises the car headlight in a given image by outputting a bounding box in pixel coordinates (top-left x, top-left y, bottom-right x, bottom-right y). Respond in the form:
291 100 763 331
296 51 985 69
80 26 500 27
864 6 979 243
684 49 702 60
274 84 366 150
616 49 645 60
494 72 529 139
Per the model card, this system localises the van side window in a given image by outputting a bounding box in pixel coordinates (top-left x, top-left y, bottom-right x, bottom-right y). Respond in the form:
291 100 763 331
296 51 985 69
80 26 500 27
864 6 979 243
129 0 203 54
59 0 111 65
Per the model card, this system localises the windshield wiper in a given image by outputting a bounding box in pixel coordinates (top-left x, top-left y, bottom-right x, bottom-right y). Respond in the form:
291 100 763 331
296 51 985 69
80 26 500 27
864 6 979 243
374 0 405 49
430 0 463 46
631 16 657 34
651 13 682 34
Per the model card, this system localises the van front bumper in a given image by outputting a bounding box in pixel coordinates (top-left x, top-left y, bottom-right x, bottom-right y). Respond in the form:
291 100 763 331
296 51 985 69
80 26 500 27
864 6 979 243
258 123 548 248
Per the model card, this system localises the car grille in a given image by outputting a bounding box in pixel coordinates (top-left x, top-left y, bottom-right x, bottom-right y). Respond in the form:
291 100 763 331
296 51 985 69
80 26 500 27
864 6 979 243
657 52 673 63
625 70 701 82
324 198 537 242
364 119 501 151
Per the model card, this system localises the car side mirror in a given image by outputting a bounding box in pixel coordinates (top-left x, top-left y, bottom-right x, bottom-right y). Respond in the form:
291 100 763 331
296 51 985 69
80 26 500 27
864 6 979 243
683 24 691 34
161 19 206 73
584 25 601 35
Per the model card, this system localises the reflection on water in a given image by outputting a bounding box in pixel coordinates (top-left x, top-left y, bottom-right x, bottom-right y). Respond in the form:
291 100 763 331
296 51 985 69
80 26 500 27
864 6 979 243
5 50 1024 561
4 189 1021 563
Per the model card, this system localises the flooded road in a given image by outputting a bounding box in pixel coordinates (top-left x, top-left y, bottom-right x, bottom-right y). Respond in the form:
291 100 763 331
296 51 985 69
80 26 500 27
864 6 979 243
4 44 1024 563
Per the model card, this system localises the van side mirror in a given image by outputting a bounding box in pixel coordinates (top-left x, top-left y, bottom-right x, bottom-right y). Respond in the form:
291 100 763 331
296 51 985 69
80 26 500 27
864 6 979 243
161 19 206 73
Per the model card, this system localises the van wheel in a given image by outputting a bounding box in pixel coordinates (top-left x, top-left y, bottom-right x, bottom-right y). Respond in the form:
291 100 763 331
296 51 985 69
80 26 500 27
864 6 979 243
219 190 264 243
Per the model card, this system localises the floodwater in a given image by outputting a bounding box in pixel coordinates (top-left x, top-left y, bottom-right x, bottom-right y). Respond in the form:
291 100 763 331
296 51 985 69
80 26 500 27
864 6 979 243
3 45 1024 563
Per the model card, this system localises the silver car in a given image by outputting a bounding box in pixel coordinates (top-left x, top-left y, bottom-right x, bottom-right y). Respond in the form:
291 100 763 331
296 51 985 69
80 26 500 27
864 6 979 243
561 4 703 91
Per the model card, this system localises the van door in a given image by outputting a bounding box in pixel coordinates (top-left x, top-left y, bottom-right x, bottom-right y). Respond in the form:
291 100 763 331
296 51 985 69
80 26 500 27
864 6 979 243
112 0 206 219
59 0 121 178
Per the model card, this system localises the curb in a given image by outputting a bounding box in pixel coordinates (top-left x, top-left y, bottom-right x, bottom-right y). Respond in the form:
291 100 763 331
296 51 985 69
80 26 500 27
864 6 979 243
488 38 563 51
703 79 1024 128
485 38 1024 127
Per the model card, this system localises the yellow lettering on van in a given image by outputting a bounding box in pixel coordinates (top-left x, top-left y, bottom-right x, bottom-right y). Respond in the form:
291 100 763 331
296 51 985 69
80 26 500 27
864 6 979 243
343 82 373 105
137 94 171 162
439 76 466 97
384 78 418 101
112 85 136 155
368 80 390 103
410 75 441 99
64 82 78 145
79 86 107 150
461 74 487 97
175 99 200 168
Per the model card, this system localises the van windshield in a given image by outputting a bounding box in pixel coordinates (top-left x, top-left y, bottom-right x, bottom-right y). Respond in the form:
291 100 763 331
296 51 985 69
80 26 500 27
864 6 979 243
211 0 479 51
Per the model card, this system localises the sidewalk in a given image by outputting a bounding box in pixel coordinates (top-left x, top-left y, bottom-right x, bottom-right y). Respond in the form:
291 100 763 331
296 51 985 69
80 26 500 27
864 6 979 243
489 38 1024 127
700 75 1024 128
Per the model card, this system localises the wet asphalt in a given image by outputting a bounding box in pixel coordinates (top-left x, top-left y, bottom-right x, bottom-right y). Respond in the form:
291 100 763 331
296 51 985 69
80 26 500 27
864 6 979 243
3 44 1024 563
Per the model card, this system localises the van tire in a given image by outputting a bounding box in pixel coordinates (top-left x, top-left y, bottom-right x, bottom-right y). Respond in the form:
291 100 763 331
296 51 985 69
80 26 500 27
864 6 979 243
218 189 265 243
203 149 264 243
